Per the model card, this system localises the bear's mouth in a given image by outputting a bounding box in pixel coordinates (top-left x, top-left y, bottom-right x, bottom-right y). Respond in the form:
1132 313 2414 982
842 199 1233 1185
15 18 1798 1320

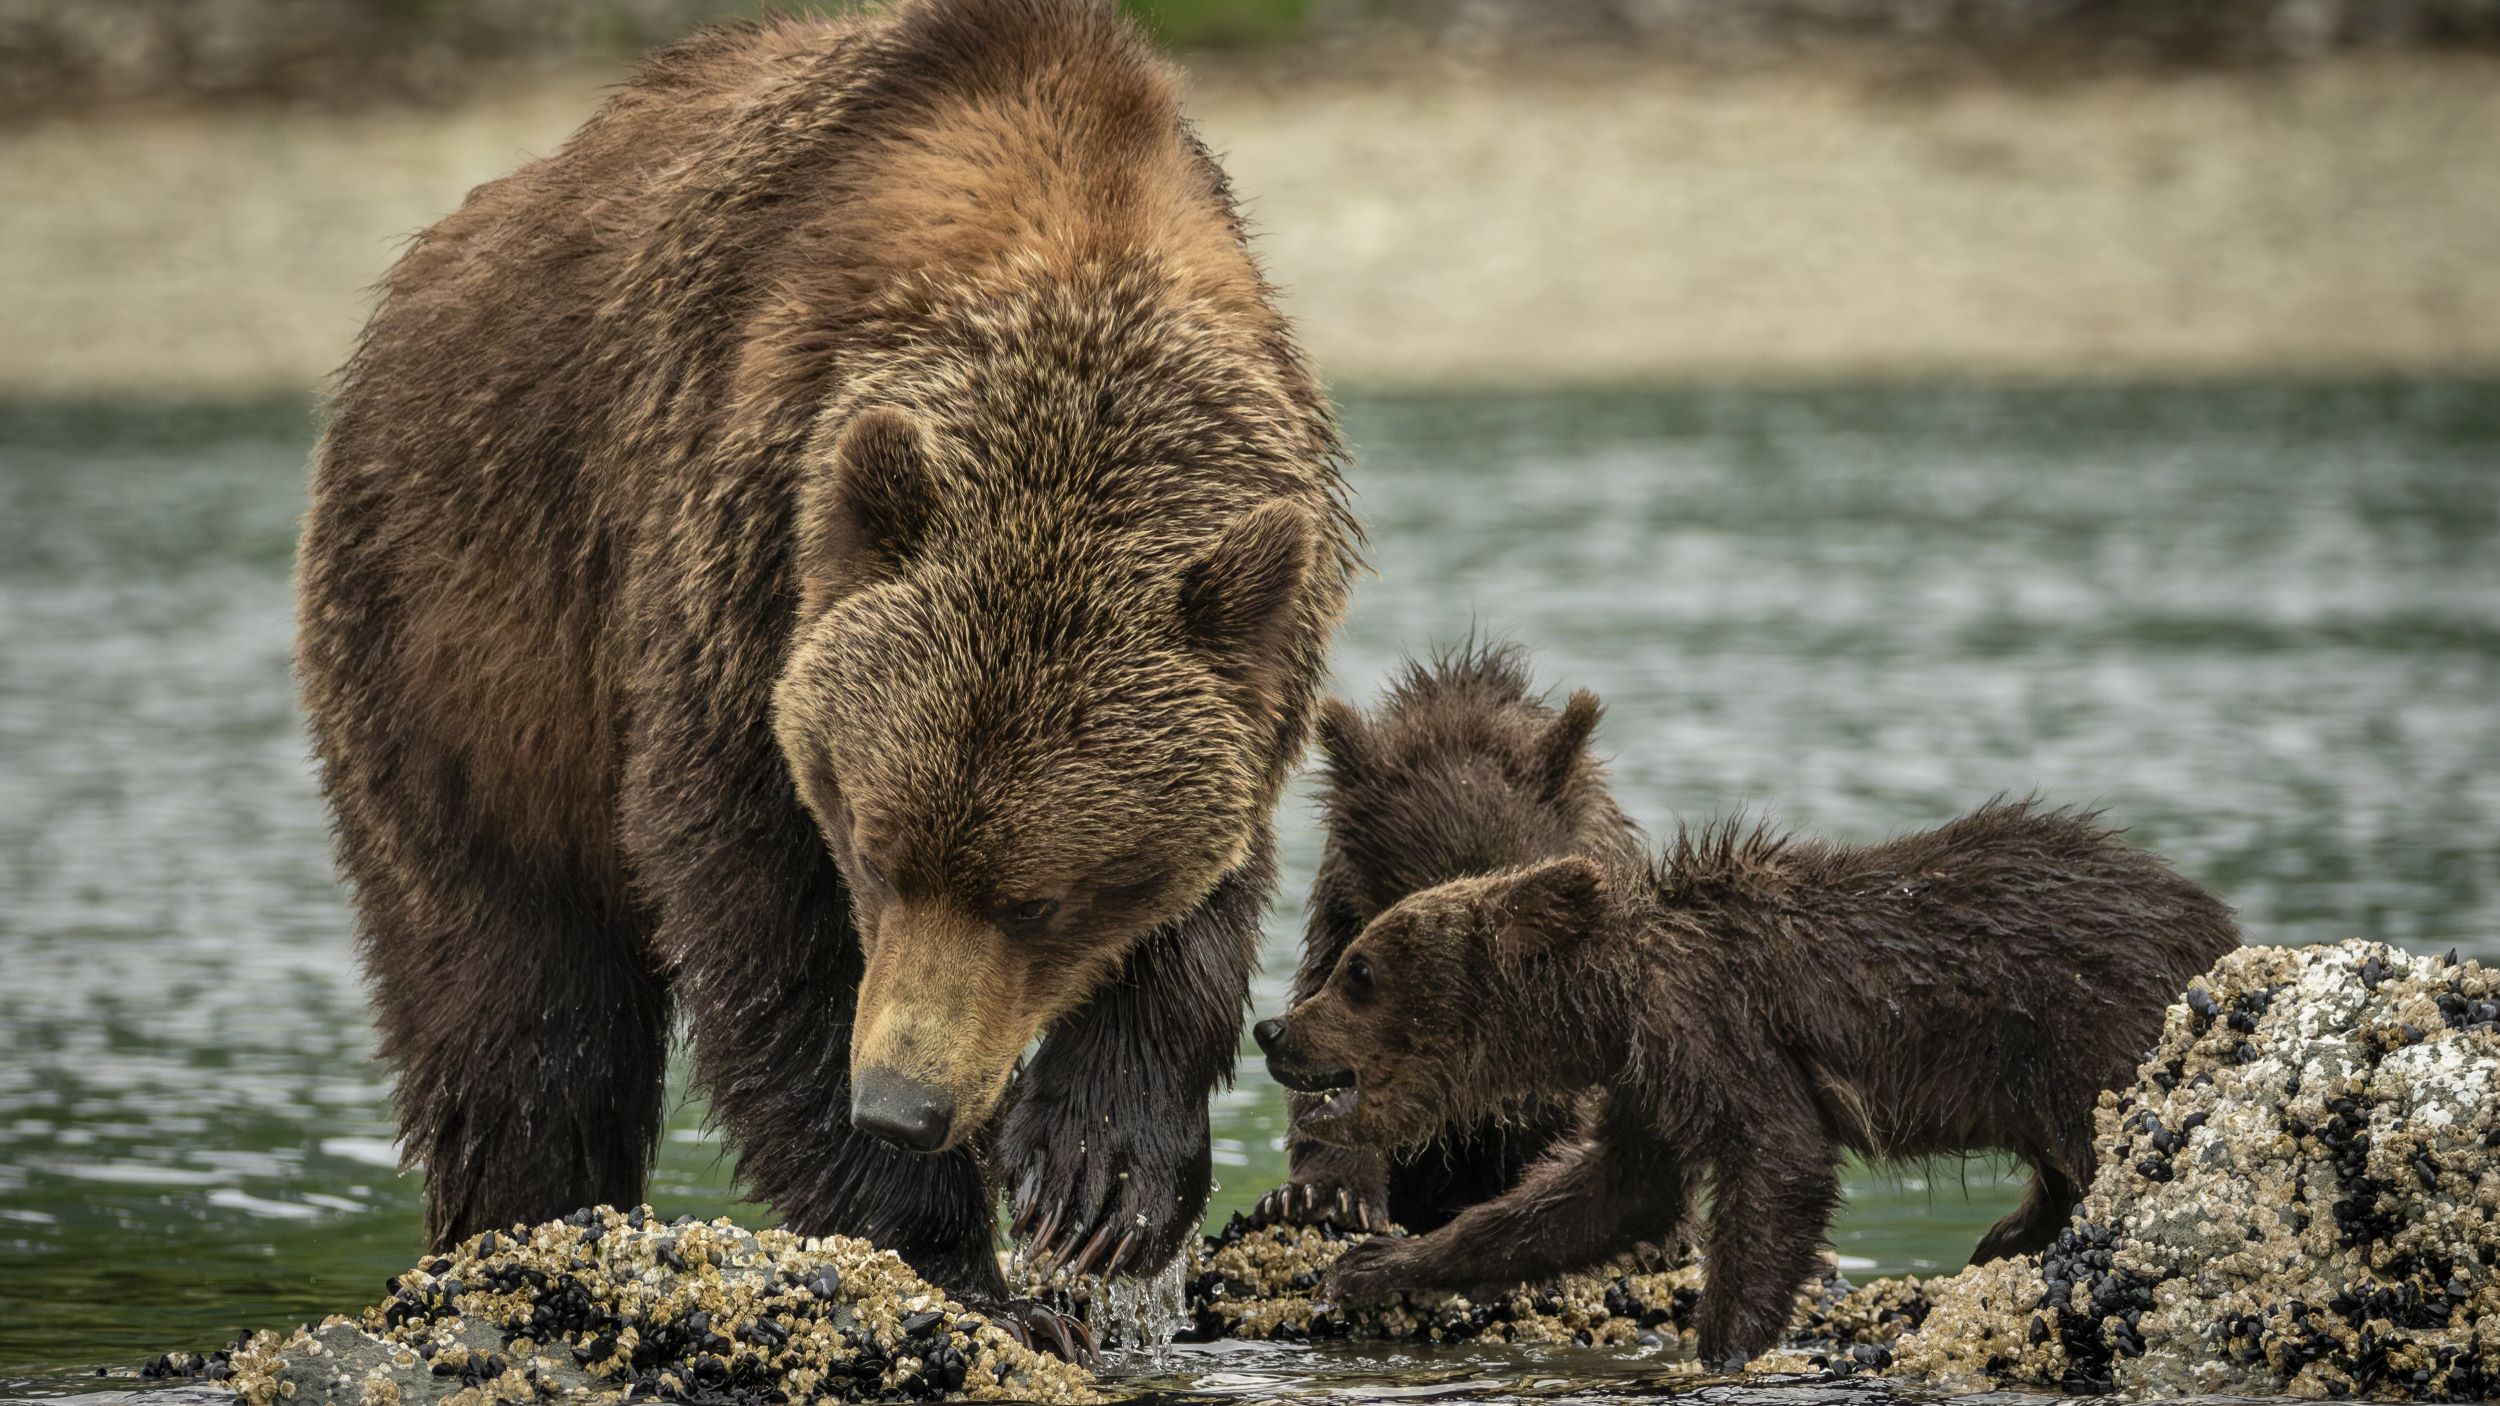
1306 1085 1360 1121
1269 1060 1356 1096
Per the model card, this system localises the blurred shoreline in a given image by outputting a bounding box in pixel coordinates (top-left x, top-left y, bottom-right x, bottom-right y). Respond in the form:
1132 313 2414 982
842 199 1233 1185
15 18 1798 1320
5 49 2496 396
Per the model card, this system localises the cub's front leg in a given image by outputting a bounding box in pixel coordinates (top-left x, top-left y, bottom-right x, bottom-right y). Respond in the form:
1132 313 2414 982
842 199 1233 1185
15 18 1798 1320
1692 1125 1842 1370
1249 1123 1391 1232
1324 1129 1689 1302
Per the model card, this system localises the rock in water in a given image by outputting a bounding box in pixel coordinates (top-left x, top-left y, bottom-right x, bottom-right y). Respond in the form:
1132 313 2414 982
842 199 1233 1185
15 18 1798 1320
1892 941 2500 1399
202 1207 1097 1404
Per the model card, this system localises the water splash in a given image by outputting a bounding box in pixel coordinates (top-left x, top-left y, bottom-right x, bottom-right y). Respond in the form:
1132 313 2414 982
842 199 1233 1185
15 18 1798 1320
1089 1256 1190 1367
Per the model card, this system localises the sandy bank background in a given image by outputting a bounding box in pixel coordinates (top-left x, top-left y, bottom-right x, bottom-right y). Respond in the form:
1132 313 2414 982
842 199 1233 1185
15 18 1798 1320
5 48 2496 396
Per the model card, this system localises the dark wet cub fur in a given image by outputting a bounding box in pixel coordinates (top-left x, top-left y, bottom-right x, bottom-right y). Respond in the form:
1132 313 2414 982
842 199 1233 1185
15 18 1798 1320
1261 800 2239 1367
1254 646 1644 1234
296 0 1356 1323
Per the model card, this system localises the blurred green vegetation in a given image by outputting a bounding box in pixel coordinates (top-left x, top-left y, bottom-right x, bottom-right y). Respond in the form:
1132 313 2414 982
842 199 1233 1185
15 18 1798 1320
1117 0 1311 47
5 0 2494 118
561 0 1318 54
0 0 1321 117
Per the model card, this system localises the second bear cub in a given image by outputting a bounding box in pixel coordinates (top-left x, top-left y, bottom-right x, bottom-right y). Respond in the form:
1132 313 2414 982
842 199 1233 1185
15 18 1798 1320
1253 799 2238 1367
1260 643 1646 1234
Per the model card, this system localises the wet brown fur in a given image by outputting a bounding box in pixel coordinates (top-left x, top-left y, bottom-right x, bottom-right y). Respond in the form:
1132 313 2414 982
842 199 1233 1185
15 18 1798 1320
1258 645 1644 1233
1261 799 2239 1366
296 0 1356 1306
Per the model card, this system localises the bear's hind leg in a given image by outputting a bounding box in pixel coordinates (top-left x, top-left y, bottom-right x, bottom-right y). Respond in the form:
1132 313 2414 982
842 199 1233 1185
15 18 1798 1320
1970 1158 2082 1265
364 858 672 1250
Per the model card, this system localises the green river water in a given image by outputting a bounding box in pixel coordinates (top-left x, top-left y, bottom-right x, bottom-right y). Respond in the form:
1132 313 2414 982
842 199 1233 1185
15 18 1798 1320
3 382 2497 1400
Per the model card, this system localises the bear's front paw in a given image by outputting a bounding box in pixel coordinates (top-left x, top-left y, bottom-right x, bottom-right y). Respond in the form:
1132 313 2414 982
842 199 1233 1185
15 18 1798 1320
1247 1180 1388 1233
1003 1093 1210 1283
1320 1236 1411 1305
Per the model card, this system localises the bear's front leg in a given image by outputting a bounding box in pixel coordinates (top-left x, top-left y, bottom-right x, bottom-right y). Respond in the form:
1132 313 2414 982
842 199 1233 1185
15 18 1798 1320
1324 1120 1691 1302
619 654 1035 1320
1692 1126 1842 1371
1000 835 1272 1281
1248 1125 1391 1232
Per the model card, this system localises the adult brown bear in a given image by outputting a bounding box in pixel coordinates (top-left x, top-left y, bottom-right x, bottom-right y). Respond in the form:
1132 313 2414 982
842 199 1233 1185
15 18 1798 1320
294 0 1356 1339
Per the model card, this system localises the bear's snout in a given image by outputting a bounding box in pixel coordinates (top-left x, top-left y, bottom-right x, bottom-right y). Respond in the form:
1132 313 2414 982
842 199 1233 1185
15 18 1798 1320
850 1070 954 1153
1256 1013 1356 1094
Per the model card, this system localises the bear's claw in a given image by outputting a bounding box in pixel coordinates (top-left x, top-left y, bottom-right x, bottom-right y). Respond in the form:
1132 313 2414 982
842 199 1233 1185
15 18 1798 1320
981 1297 1100 1365
1002 1102 1205 1284
1247 1180 1383 1232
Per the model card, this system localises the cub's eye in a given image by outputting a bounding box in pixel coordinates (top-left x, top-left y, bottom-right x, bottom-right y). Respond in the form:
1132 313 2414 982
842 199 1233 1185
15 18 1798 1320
1342 953 1375 1002
855 857 889 890
994 897 1059 929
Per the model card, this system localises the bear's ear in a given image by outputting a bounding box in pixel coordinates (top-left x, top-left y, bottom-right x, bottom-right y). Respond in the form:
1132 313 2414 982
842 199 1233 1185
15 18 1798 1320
797 408 932 617
1177 500 1316 687
1491 856 1608 958
1533 689 1603 801
1313 695 1375 777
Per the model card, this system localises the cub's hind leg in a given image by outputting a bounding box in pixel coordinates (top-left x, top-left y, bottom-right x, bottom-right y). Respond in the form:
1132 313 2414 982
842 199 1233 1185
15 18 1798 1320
1972 1109 2097 1265
1971 1158 2084 1265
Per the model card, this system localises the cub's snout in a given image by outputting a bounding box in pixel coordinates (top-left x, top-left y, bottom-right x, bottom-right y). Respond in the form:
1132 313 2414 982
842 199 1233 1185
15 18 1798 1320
1254 1013 1353 1094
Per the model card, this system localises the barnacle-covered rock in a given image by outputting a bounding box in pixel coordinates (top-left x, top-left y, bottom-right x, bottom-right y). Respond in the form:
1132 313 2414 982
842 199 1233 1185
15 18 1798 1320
1171 1215 1926 1369
1173 1217 1705 1349
190 1207 1097 1405
1891 941 2500 1401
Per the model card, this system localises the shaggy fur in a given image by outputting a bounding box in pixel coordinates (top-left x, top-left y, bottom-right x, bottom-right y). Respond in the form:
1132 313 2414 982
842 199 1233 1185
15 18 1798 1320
295 0 1357 1323
1259 800 2239 1367
1254 645 1644 1234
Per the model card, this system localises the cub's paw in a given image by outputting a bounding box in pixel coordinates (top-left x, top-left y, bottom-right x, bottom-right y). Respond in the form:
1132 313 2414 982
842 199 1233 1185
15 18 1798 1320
1319 1235 1411 1305
1247 1180 1388 1233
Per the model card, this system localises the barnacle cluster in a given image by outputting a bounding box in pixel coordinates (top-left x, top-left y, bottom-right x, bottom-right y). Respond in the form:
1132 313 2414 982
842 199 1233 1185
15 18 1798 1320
1172 1215 1925 1368
1892 941 2500 1401
1173 1216 1702 1348
186 1206 1098 1405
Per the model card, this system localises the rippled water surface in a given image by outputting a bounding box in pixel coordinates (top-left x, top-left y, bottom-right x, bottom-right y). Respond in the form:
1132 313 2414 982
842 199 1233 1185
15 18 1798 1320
3 383 2497 1396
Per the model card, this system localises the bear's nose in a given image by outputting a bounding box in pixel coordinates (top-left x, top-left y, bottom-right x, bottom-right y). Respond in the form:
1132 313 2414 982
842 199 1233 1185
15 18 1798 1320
850 1071 954 1153
1251 1017 1286 1056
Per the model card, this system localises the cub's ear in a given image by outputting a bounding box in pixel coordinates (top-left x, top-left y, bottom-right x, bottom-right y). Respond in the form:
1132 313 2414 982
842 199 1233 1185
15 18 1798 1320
1491 856 1608 957
1312 695 1375 778
1178 500 1316 687
796 408 932 617
1534 689 1603 801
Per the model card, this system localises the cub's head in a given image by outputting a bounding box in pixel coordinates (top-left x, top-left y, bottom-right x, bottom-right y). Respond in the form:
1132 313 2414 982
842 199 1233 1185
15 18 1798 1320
1253 855 1612 1152
1309 644 1616 934
774 407 1325 1154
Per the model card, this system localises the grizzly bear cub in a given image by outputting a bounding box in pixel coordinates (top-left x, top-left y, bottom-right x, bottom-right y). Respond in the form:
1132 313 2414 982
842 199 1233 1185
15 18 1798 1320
1257 644 1646 1234
1254 799 2239 1367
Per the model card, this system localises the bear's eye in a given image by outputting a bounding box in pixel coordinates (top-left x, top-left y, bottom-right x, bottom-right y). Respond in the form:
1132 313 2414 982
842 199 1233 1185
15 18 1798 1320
1342 953 1375 1002
855 857 889 891
994 897 1059 929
